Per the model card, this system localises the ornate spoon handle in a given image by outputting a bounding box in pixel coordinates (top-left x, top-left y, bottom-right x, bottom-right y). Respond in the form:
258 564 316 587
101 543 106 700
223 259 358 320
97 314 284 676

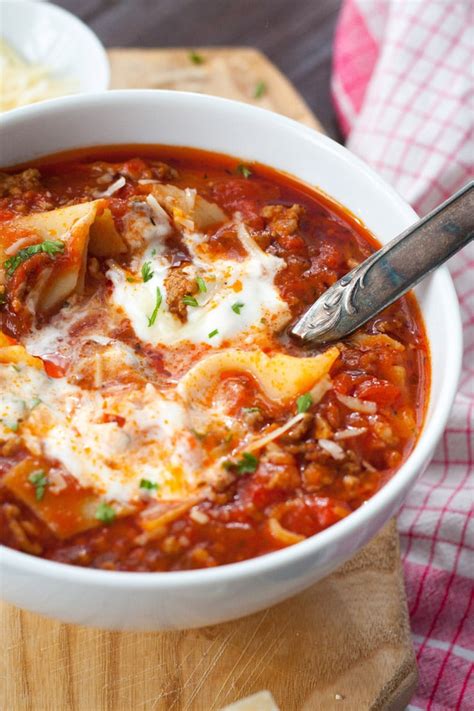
291 181 474 344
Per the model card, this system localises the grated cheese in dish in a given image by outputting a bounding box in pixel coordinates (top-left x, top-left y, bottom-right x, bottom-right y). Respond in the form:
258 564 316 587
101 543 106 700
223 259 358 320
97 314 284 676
0 39 75 112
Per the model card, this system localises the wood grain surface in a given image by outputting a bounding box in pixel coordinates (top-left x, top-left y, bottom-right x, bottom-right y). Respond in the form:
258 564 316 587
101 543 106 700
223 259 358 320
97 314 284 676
108 47 323 130
0 47 417 711
1 522 417 711
55 0 343 138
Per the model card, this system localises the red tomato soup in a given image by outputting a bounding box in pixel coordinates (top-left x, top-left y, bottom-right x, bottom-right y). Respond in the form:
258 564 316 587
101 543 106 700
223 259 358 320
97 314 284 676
0 147 430 571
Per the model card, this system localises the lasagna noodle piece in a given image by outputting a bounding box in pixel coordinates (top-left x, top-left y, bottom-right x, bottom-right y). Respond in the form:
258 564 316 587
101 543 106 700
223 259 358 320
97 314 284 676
1 200 125 313
178 347 340 406
2 457 102 539
150 184 227 230
0 331 44 370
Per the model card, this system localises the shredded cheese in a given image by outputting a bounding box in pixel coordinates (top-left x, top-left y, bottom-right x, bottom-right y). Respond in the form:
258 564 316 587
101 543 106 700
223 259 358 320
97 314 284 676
0 40 76 112
244 413 305 453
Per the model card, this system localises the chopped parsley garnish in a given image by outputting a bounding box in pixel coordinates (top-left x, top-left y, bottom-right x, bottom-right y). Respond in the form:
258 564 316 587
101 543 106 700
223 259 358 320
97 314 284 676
183 294 199 307
254 80 267 98
236 452 259 473
147 287 162 327
151 248 157 257
296 392 313 413
126 276 136 283
4 240 65 277
231 301 245 314
189 50 204 64
28 470 48 501
208 328 219 338
141 262 154 282
223 452 259 475
237 164 252 179
95 502 116 524
243 406 260 413
139 478 159 491
196 276 207 293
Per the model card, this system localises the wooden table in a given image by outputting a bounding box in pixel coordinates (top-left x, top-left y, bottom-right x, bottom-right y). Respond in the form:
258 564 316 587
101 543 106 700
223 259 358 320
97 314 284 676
55 0 343 139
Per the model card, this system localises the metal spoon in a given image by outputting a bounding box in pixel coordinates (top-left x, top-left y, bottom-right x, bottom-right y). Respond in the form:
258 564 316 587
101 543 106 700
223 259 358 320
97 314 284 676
291 181 474 344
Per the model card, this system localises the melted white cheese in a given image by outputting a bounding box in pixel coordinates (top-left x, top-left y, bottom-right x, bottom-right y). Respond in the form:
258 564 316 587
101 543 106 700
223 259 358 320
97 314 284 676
3 198 297 510
23 323 66 359
107 221 290 346
0 361 208 506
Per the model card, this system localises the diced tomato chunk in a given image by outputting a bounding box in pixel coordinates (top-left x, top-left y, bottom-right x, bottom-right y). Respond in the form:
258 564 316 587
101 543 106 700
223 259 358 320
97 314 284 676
43 359 67 378
277 234 306 251
355 378 401 405
332 372 355 395
121 158 149 179
281 496 350 537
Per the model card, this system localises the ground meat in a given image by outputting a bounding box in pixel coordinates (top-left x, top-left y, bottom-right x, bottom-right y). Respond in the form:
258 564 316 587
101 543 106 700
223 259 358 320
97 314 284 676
261 204 304 236
241 407 266 429
164 266 197 322
0 169 42 197
303 462 335 491
261 443 300 489
150 161 179 181
280 413 314 443
1 502 42 555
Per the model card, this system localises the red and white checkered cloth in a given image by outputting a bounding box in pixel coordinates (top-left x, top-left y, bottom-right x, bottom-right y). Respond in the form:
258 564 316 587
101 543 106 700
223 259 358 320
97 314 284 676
332 2 473 709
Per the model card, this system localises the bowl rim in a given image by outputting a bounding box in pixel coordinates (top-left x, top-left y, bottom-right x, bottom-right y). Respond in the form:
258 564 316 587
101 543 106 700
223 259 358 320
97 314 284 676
0 0 110 95
0 90 463 588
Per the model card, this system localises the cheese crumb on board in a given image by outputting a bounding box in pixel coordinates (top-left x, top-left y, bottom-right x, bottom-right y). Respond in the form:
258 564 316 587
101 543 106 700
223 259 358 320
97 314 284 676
219 690 280 711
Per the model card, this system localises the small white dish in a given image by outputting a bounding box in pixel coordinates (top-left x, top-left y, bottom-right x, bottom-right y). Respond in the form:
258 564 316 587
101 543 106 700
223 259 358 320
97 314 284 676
0 0 109 106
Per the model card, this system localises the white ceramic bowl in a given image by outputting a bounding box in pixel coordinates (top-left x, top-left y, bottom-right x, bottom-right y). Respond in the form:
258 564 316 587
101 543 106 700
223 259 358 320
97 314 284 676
0 0 109 104
0 91 462 630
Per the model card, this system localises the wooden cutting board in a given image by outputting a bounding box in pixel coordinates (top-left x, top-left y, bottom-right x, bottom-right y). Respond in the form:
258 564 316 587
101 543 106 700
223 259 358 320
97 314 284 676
0 48 417 711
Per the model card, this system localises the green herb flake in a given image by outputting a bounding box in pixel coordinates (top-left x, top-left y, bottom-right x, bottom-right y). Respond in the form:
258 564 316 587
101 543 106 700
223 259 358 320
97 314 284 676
126 276 136 283
183 294 199 307
189 50 204 65
208 328 219 338
223 452 259 475
95 502 116 524
237 164 252 179
243 406 260 414
196 276 207 293
296 392 313 414
28 469 48 501
139 478 159 491
141 262 154 282
147 286 162 327
231 301 245 315
254 80 267 99
30 397 42 409
4 240 65 277
236 452 259 474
